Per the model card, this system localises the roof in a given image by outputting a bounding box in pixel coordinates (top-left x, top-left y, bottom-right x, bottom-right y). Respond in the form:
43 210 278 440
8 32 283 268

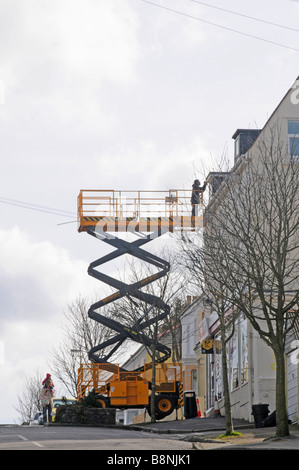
232 128 261 140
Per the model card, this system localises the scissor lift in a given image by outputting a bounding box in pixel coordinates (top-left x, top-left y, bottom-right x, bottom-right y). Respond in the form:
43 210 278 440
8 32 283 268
77 189 203 419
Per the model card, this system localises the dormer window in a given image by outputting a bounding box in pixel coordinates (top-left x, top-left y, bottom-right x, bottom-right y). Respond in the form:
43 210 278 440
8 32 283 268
232 129 261 163
288 120 299 157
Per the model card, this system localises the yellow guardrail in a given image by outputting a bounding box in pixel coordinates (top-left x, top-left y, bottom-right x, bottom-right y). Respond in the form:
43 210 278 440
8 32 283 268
77 189 203 232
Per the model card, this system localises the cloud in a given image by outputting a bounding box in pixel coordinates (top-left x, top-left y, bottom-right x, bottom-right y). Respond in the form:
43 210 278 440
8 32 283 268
0 0 298 425
51 1 141 84
87 136 211 190
0 319 59 424
0 227 90 322
0 225 96 423
0 0 141 131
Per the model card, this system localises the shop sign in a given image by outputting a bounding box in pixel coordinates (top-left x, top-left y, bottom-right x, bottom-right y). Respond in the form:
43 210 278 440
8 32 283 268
198 318 209 341
201 339 213 354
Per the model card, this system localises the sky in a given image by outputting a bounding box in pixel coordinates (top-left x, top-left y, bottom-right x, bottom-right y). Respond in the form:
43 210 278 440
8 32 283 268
0 0 299 424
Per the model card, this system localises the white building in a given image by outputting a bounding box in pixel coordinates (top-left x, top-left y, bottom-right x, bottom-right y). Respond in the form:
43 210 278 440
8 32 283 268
202 77 299 423
180 297 199 392
207 314 276 420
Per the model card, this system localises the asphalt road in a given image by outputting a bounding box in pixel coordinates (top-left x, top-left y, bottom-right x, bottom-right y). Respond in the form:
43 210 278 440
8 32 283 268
3 423 298 453
0 424 196 451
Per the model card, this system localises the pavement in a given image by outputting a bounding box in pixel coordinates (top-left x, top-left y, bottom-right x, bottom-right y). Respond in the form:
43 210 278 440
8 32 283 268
130 416 299 450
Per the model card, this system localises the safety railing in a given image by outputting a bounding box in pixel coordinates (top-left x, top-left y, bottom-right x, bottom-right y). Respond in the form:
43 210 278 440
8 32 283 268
77 189 203 232
77 362 182 400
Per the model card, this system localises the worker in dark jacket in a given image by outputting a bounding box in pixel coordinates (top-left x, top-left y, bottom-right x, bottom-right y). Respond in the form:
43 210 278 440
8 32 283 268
191 179 207 216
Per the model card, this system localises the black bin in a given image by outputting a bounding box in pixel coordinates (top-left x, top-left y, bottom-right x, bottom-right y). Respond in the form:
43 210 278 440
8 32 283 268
251 404 269 428
183 391 197 419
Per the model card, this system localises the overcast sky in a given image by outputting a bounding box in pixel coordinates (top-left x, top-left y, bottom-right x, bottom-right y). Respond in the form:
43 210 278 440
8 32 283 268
0 0 298 424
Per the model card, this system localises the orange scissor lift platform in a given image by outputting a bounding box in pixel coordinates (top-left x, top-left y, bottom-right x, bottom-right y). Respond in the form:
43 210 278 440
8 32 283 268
77 189 203 233
76 189 203 420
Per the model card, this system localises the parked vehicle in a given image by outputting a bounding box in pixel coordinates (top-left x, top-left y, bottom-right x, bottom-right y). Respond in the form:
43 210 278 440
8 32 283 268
78 363 183 421
52 398 77 421
29 412 43 425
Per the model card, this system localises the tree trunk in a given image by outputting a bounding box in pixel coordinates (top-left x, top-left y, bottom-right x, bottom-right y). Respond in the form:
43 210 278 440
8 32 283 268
275 349 289 437
150 354 156 423
221 329 234 435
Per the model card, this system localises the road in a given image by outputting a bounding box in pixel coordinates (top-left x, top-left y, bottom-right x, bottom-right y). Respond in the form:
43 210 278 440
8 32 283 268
0 424 196 451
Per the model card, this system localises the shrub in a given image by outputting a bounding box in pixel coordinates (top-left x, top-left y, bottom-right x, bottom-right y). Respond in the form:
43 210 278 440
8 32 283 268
79 389 103 408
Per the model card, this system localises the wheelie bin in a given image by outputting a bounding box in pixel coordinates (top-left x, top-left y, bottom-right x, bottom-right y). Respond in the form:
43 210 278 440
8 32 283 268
183 391 197 419
251 404 269 428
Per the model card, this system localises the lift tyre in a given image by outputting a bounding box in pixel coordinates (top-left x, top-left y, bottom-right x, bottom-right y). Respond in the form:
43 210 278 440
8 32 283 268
97 395 109 408
155 396 175 420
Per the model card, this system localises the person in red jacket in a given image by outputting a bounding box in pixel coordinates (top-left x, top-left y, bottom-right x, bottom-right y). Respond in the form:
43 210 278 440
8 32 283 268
41 373 55 423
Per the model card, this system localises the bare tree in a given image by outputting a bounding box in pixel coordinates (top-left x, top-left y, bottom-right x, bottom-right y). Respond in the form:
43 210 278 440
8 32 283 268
50 295 116 398
183 126 299 437
180 229 238 435
15 370 43 424
110 247 187 421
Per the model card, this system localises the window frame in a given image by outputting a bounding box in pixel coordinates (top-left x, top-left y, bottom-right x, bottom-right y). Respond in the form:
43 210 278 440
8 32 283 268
288 120 299 157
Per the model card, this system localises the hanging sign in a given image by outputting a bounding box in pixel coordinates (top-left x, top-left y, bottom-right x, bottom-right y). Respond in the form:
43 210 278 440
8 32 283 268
201 339 213 354
198 317 209 341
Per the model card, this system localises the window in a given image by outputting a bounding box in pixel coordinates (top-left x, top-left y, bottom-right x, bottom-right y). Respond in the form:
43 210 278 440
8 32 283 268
288 120 299 157
288 120 299 134
186 325 190 355
210 316 249 405
192 369 197 392
240 316 248 385
214 333 223 400
229 330 239 390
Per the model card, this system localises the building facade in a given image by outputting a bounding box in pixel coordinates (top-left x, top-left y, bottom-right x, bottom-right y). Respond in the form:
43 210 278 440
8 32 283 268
199 77 299 423
121 77 299 424
180 298 198 392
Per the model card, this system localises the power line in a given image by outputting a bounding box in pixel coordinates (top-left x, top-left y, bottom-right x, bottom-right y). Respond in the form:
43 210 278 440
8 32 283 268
57 220 77 226
190 0 299 33
0 196 76 218
139 0 299 52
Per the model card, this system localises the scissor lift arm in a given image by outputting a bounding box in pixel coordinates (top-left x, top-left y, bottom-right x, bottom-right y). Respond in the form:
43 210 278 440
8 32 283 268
86 227 171 368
